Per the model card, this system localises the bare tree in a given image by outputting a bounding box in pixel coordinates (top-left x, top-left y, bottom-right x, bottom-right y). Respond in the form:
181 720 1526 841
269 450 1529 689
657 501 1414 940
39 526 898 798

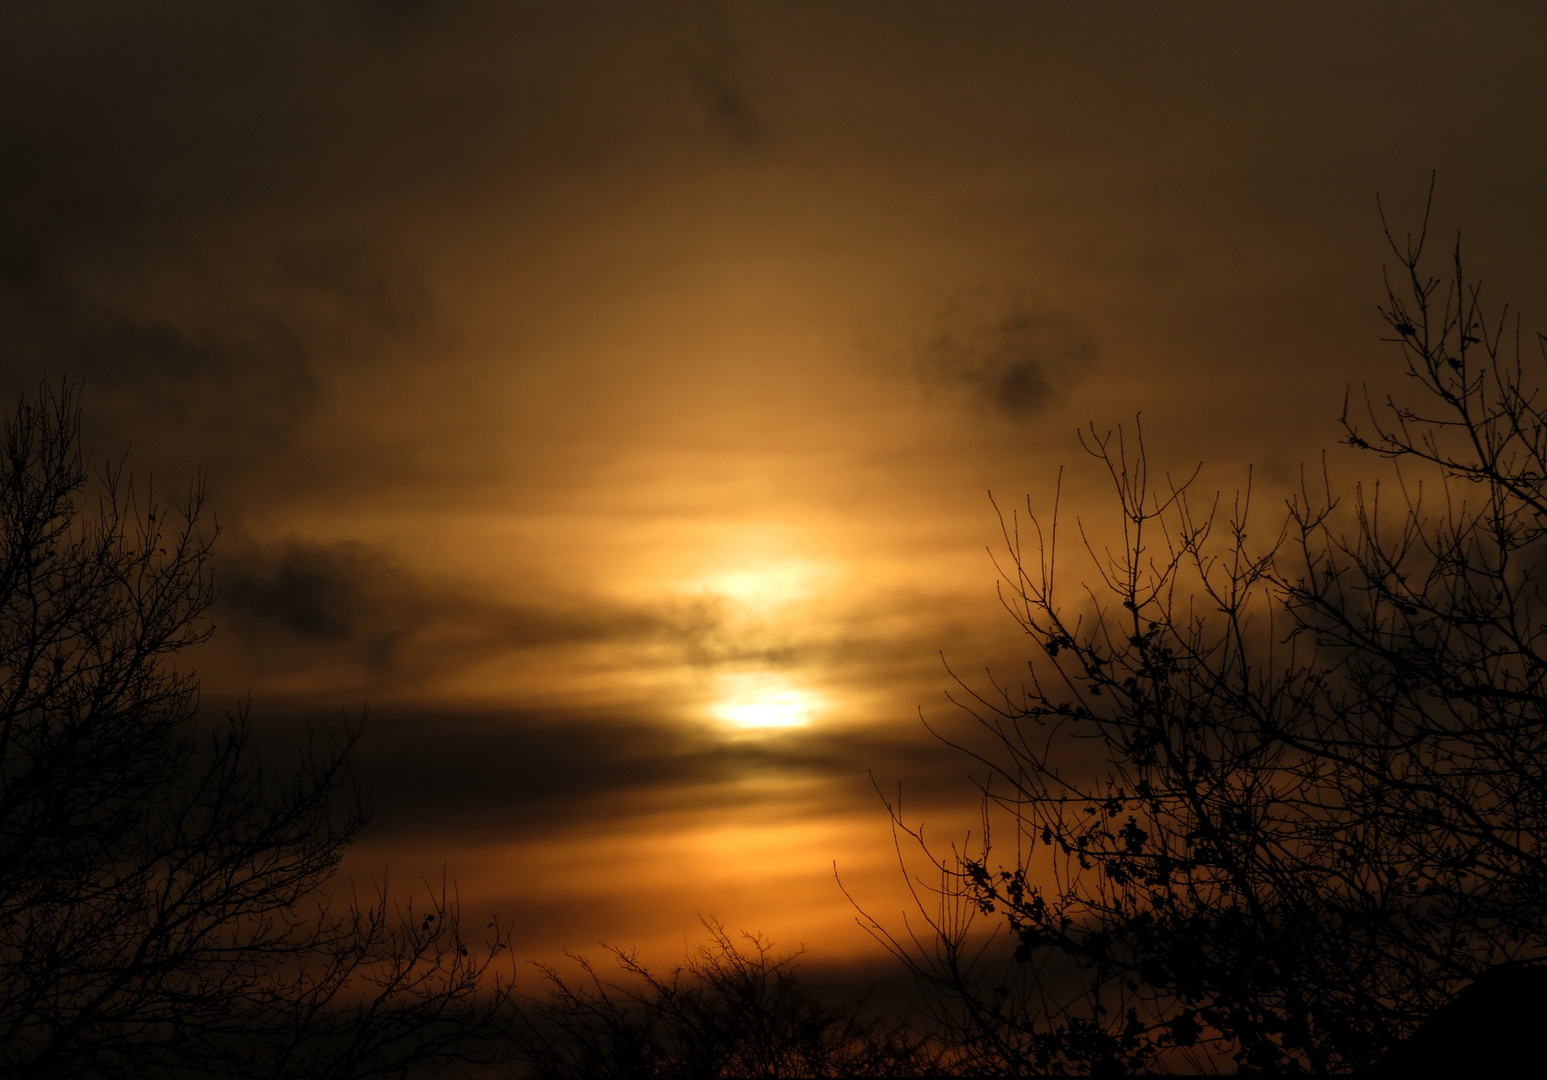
861 198 1547 1074
513 919 938 1079
0 384 513 1078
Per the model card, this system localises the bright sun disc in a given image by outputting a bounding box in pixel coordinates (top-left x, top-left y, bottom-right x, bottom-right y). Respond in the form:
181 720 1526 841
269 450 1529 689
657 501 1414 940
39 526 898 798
716 687 810 729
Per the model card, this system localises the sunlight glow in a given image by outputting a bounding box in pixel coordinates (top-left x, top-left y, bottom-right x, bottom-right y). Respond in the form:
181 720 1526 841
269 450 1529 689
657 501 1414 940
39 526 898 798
720 692 808 729
693 559 823 608
713 674 812 730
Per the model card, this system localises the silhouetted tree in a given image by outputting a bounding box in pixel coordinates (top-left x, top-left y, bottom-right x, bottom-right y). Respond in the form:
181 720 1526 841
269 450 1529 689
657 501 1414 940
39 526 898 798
513 919 938 1079
0 385 512 1078
862 198 1547 1073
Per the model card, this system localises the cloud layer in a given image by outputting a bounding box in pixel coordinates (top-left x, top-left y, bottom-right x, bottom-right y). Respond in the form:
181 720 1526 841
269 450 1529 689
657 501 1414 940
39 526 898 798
9 1 1547 967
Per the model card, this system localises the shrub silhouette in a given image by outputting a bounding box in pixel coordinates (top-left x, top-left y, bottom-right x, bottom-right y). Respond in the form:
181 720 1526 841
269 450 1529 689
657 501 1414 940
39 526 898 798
860 197 1547 1073
0 385 512 1078
1367 964 1547 1076
514 919 938 1079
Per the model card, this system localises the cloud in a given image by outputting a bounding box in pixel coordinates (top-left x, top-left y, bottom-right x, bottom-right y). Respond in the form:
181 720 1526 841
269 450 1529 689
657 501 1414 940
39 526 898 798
661 2 769 147
0 127 319 462
277 241 433 346
913 292 1097 420
213 536 1003 843
216 537 670 680
213 536 988 706
0 121 459 496
304 701 970 845
685 58 765 145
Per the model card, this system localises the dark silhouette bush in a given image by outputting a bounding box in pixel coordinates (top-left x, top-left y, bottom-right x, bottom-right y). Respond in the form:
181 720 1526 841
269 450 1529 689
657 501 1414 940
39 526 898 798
513 919 939 1079
1367 964 1547 1077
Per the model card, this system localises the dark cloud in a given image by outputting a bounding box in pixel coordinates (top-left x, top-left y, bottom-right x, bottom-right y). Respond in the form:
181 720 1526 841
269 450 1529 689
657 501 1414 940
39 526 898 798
685 59 764 145
217 538 669 679
0 134 139 286
0 112 445 482
657 3 768 146
324 703 972 844
0 2 781 484
277 241 433 346
213 537 988 713
913 293 1097 420
219 540 403 668
0 126 318 462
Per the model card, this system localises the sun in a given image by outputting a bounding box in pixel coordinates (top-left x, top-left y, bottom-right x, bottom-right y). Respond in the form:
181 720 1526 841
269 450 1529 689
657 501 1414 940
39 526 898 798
713 674 812 730
719 691 808 729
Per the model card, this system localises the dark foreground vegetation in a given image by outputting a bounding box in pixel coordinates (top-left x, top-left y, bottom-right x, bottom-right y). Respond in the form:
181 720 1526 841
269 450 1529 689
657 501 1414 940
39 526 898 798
857 201 1547 1073
0 385 515 1077
6 200 1547 1077
512 920 941 1079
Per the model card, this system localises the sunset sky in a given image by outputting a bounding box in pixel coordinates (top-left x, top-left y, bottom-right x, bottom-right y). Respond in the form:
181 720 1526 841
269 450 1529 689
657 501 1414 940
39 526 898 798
5 3 1547 983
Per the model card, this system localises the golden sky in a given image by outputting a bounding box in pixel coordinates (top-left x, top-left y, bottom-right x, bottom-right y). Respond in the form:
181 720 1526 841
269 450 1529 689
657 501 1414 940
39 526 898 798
5 2 1547 976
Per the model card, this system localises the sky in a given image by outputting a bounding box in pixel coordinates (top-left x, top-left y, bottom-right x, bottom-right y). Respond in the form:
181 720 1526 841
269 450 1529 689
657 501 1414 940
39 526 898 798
5 1 1547 984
